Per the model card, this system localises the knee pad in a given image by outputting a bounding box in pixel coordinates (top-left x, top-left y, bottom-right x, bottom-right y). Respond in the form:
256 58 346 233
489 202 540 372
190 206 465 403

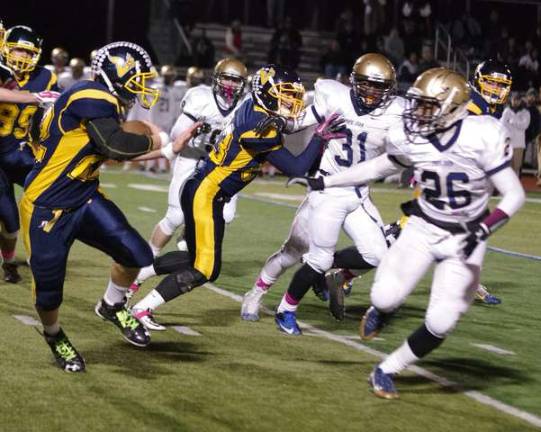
159 208 182 236
154 250 191 275
156 268 207 302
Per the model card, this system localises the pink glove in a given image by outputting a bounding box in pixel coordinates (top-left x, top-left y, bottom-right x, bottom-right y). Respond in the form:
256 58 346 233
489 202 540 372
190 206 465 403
33 90 61 107
314 112 347 141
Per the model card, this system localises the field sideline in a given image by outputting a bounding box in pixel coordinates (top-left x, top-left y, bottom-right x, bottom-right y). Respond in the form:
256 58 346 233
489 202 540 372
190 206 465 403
0 169 539 431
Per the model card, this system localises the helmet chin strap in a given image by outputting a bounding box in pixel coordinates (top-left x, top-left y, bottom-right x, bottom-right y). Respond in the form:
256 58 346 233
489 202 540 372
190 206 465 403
97 68 132 107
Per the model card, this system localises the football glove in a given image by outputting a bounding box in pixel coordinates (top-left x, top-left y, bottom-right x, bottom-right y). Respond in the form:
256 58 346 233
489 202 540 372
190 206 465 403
33 90 60 107
459 222 490 259
286 176 325 191
314 112 347 141
254 115 287 137
195 122 211 136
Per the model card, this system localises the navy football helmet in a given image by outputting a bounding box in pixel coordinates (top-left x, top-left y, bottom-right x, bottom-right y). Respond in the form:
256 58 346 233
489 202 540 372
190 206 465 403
2 25 42 74
473 59 512 106
252 64 305 119
91 41 159 109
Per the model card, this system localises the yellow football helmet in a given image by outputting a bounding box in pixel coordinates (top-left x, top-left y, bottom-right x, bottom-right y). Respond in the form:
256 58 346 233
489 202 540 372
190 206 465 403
213 57 248 108
186 66 204 87
474 59 512 106
350 53 396 109
404 67 471 137
252 64 305 119
3 25 42 75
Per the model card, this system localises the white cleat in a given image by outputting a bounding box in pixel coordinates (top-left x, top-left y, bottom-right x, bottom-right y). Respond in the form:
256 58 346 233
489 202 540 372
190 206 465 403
241 287 265 321
132 308 167 331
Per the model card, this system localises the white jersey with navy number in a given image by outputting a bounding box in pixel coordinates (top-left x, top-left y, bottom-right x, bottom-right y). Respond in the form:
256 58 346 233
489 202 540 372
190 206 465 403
386 115 513 224
178 85 244 151
310 79 405 198
149 82 186 132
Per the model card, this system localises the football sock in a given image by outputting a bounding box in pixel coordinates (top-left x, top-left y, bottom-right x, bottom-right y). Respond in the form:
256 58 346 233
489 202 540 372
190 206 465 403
379 340 419 375
43 322 61 337
134 289 166 311
286 263 323 302
1 249 15 263
136 264 157 284
407 323 445 358
104 279 128 305
277 292 299 313
333 246 375 270
255 276 271 291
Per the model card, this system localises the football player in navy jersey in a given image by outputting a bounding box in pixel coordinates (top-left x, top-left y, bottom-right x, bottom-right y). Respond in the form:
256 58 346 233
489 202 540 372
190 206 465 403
131 65 345 330
0 26 60 283
20 41 198 372
467 59 512 119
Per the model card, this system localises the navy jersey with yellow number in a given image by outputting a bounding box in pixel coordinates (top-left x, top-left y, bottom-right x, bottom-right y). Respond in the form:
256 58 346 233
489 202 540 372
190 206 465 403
24 80 120 209
195 97 282 196
0 66 58 153
466 88 504 119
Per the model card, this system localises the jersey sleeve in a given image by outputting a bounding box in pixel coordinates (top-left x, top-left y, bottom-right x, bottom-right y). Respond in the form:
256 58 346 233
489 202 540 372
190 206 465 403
65 88 120 122
479 118 513 175
384 126 413 167
239 125 282 153
311 79 338 121
180 87 205 121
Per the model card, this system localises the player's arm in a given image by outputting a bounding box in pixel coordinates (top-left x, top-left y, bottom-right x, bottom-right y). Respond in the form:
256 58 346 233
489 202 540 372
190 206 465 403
288 153 403 190
134 122 202 161
0 88 59 105
170 113 208 159
460 167 525 258
87 117 158 160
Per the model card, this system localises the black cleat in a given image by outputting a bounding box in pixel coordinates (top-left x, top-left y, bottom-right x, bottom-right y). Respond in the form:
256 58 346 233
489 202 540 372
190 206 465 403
3 262 21 283
95 299 150 347
44 328 86 372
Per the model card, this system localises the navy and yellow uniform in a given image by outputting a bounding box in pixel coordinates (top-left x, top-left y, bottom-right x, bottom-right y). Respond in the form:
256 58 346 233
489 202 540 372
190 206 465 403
0 66 58 234
20 80 153 310
180 97 322 282
467 88 504 119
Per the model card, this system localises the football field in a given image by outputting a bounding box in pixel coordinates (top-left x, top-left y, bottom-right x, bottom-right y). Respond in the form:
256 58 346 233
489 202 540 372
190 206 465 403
1 169 540 431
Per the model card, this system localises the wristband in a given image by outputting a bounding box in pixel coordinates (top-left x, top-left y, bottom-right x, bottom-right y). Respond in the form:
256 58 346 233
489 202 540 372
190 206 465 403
158 131 170 147
160 142 176 160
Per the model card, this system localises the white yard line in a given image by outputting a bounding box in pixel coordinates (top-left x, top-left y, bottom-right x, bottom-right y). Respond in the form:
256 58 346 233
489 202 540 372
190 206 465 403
205 282 541 429
12 315 40 326
127 183 168 193
172 326 201 336
138 206 157 213
471 343 516 356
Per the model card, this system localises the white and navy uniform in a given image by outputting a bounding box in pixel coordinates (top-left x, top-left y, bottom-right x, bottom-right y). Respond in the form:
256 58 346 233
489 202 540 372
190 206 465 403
160 85 244 236
372 115 513 337
258 80 404 285
303 79 404 273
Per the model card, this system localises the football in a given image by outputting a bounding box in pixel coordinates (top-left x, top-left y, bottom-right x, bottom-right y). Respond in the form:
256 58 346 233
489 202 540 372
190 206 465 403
121 120 152 136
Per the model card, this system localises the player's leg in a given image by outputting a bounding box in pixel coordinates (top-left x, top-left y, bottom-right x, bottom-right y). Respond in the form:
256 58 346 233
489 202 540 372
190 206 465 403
327 199 388 320
0 171 21 283
361 216 434 340
76 194 152 346
275 193 350 334
370 241 483 399
19 197 85 372
129 158 195 295
241 197 310 321
132 178 224 328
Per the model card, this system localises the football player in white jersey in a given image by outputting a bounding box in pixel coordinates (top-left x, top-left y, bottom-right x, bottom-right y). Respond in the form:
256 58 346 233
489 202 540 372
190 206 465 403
289 68 525 398
128 58 248 324
241 54 404 332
